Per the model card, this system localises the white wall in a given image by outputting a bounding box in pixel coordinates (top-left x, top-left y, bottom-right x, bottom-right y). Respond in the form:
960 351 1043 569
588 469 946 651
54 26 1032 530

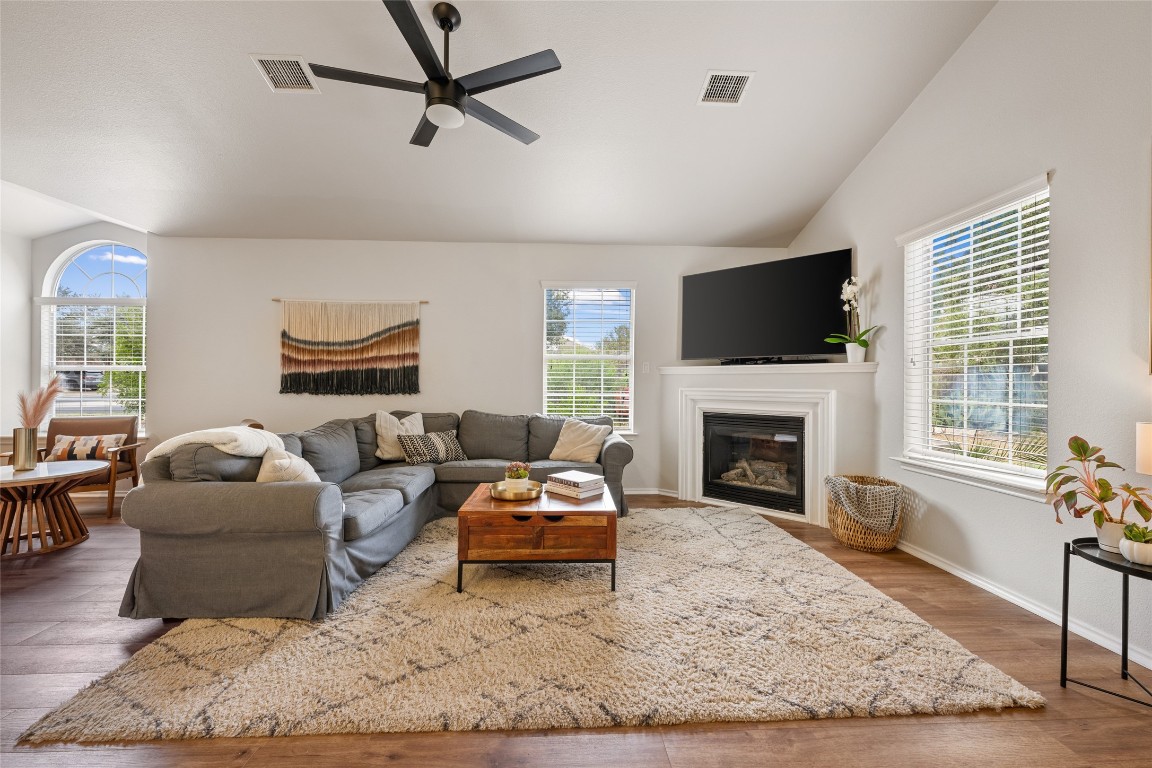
142 236 783 489
1 231 33 431
788 1 1152 661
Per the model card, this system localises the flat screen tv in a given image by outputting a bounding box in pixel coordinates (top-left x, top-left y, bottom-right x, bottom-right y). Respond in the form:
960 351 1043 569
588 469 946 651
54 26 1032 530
681 249 853 362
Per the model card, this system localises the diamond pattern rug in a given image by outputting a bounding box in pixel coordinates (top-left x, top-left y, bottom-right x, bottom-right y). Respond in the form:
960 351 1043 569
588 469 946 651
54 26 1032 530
19 507 1043 743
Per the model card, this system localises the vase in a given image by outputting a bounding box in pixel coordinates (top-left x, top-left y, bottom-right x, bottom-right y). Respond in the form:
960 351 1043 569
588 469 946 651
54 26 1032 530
11 427 39 471
504 477 529 492
1119 538 1152 566
1096 520 1126 554
845 344 866 364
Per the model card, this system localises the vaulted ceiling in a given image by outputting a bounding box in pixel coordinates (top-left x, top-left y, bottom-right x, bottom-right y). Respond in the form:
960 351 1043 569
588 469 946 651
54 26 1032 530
0 1 993 246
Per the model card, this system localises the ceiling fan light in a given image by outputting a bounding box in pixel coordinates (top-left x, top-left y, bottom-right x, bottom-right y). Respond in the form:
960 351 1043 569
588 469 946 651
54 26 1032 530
426 102 465 129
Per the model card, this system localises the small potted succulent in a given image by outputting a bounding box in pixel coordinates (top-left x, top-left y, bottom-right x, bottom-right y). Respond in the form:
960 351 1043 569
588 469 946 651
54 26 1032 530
1046 436 1152 553
504 461 531 492
1120 523 1152 566
825 276 877 363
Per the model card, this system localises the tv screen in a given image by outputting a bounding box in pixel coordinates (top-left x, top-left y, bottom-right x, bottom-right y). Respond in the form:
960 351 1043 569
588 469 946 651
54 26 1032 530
681 249 853 361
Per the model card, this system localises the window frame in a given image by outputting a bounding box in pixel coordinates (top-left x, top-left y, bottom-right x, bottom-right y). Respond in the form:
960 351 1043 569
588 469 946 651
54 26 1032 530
894 175 1050 501
37 240 148 432
541 281 637 434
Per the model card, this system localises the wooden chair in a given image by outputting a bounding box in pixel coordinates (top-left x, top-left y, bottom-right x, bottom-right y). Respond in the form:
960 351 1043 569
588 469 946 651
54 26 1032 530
40 416 143 518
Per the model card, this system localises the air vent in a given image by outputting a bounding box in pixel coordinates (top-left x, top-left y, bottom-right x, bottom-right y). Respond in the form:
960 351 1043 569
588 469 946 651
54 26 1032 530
698 70 753 105
250 55 320 93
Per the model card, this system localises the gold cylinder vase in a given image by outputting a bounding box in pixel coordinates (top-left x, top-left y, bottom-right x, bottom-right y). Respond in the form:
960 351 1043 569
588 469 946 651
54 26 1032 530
11 427 39 471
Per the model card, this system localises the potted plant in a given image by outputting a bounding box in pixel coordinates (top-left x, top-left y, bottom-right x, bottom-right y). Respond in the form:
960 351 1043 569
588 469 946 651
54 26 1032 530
1046 435 1152 553
504 461 531 492
824 276 877 363
1119 523 1152 566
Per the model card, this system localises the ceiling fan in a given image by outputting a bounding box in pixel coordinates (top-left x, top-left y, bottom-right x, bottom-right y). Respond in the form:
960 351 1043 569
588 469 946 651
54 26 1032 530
309 0 561 146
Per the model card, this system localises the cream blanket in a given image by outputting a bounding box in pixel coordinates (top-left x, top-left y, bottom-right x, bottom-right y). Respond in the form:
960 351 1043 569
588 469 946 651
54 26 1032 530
145 426 284 462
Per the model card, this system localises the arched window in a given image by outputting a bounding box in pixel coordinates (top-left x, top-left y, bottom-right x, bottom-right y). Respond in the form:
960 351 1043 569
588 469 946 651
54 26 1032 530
41 242 147 430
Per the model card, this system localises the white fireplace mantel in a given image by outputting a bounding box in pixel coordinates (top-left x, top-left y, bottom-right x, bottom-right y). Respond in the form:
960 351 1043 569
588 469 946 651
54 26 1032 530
661 364 877 527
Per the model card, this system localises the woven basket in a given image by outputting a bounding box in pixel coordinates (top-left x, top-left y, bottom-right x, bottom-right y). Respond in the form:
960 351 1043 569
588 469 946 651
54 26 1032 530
827 475 905 553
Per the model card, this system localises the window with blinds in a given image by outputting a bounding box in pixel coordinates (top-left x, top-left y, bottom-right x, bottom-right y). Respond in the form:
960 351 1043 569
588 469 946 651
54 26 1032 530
900 177 1049 488
543 284 634 433
39 243 148 430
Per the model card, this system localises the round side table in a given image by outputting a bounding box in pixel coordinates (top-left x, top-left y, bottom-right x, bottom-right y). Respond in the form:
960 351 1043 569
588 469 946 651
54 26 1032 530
0 460 108 559
1061 537 1152 707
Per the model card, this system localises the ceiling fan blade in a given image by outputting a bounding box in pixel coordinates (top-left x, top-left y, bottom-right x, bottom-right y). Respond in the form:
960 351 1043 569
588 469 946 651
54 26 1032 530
456 50 561 96
464 98 540 145
410 114 438 146
308 63 424 94
382 0 447 82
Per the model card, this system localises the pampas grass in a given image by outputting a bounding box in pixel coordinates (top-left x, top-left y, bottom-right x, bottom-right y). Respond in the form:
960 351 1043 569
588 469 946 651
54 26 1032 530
17 376 62 429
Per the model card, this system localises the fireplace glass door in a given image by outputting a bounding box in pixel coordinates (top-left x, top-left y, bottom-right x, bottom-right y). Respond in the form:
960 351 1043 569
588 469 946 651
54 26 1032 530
703 412 805 514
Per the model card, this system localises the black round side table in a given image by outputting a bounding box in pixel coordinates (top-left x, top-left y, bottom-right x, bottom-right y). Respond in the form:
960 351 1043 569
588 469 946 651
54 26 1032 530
1061 537 1151 707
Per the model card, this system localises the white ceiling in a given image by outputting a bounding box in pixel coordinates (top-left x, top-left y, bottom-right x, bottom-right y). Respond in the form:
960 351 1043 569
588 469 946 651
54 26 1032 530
0 1 993 247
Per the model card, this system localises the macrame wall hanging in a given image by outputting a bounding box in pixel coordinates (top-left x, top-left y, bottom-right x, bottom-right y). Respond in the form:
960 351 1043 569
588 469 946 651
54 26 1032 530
279 300 420 395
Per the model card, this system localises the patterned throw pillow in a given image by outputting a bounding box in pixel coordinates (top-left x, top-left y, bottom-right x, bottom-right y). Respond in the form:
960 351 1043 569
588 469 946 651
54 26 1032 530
395 430 468 465
50 434 127 461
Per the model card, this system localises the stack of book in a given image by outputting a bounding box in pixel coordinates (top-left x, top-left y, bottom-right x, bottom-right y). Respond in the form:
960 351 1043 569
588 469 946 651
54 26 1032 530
545 470 605 499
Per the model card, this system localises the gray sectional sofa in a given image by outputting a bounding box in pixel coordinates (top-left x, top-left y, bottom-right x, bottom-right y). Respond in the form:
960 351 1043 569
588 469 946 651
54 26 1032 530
118 410 633 620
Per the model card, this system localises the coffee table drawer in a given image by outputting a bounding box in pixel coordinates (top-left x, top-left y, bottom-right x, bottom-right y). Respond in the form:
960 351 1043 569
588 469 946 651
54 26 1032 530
466 525 608 558
468 514 606 528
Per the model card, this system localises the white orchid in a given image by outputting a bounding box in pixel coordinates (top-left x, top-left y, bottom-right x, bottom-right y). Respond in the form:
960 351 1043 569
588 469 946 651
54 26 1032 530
826 275 877 347
840 277 860 310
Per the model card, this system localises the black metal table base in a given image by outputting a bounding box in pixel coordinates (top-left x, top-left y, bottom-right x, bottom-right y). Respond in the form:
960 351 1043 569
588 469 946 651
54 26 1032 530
1061 538 1152 708
457 559 616 593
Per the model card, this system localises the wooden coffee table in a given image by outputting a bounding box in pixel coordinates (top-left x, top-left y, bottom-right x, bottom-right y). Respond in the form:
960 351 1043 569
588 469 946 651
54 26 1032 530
1 460 108 559
457 482 618 592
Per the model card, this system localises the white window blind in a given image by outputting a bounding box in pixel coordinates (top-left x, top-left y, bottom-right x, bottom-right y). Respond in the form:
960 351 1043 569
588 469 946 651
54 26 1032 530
543 284 635 432
900 177 1049 485
39 243 148 431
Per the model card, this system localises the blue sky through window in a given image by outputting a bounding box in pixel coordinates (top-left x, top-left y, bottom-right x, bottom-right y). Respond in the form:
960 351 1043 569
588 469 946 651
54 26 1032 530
56 244 148 298
566 288 631 346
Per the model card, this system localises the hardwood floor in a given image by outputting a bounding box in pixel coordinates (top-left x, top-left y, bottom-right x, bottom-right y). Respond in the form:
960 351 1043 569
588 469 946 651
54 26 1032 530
2 493 1148 767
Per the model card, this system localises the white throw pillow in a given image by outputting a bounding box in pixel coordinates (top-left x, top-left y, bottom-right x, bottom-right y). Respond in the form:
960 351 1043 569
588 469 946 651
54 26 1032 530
549 419 612 463
375 411 424 460
257 449 321 483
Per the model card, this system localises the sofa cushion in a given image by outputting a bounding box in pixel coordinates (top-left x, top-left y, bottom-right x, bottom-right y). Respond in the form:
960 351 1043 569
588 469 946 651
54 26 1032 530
550 419 613 463
257 449 321 483
525 460 603 484
339 464 436 505
350 414 380 472
278 433 303 457
375 411 423 461
341 489 405 541
458 410 529 461
528 414 613 461
433 459 510 484
397 430 467 465
169 444 263 482
393 410 458 435
296 419 360 483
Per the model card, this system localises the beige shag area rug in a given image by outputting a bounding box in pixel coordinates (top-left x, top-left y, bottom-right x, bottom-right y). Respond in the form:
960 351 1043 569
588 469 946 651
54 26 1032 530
20 507 1043 743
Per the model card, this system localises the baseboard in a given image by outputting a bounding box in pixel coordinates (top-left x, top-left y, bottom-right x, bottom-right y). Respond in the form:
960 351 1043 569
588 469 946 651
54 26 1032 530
623 488 679 497
896 539 1152 669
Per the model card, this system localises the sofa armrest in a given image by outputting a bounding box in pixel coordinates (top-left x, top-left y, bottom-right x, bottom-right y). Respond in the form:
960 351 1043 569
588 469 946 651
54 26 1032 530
599 432 634 485
121 480 344 536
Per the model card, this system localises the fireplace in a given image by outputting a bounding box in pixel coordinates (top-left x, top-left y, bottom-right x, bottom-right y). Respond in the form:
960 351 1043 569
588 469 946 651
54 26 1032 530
703 412 805 514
